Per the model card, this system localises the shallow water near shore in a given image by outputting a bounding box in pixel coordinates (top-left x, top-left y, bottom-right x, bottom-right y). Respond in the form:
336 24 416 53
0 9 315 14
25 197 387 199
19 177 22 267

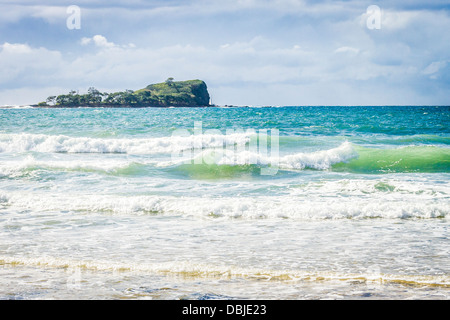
0 106 449 299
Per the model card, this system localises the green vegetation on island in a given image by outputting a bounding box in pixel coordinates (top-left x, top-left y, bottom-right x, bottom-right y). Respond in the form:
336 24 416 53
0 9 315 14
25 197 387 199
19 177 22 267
37 79 211 108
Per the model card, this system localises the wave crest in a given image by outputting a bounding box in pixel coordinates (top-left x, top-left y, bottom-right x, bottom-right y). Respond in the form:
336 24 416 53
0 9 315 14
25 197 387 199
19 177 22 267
163 141 358 171
0 132 253 154
1 191 447 220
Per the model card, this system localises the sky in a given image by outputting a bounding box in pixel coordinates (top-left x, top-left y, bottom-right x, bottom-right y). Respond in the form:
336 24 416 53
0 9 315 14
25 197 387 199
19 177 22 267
1 0 450 106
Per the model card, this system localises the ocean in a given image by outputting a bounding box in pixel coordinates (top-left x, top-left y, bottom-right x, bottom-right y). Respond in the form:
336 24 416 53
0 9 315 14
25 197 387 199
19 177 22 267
0 106 448 300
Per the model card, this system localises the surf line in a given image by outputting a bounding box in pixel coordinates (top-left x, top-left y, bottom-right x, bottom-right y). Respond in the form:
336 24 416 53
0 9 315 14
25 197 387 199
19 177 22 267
170 121 279 175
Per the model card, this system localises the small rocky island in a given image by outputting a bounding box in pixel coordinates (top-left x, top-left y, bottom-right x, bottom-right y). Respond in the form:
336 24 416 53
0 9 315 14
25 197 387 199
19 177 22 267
35 78 211 108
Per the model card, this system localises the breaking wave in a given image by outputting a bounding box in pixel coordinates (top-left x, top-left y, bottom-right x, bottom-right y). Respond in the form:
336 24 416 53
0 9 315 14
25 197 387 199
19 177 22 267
0 132 253 154
1 188 448 220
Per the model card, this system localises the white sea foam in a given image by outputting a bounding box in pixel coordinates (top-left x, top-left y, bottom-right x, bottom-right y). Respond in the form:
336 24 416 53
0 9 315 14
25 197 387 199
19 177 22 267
161 141 358 170
0 156 136 178
1 189 448 220
278 141 357 170
0 105 33 109
0 132 253 154
1 255 448 287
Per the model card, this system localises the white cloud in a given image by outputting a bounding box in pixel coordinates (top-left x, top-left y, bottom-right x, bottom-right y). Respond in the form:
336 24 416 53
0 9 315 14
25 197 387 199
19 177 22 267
80 35 136 50
1 42 33 54
0 4 68 24
334 46 360 55
381 10 421 31
81 35 116 48
423 61 447 75
422 60 448 80
0 42 63 86
0 86 68 106
31 5 67 23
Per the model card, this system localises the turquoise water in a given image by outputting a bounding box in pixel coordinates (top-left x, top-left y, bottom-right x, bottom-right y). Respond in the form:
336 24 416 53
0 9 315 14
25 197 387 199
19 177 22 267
0 106 449 299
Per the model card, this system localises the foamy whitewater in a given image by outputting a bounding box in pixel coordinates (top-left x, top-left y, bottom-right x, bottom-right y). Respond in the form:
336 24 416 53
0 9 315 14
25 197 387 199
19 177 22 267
0 106 449 299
